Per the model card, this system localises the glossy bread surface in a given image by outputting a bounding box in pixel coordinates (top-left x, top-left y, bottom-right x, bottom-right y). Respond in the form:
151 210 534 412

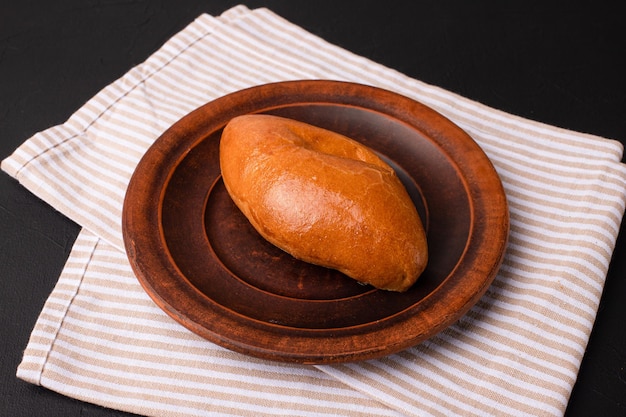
219 114 428 292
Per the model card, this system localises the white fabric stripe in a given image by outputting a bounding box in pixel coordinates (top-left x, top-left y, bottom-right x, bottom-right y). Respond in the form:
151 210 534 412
434 327 574 391
43 325 230 365
498 175 624 229
329 362 492 417
489 274 597 327
72 293 164 312
78 282 152 300
63 304 187 334
507 234 609 283
506 201 619 248
43 363 363 417
24 125 136 184
189 37 311 84
509 211 615 259
439 330 578 386
43 148 127 200
62 264 137 278
20 160 121 227
451 311 581 367
503 251 603 297
386 352 565 416
60 140 131 186
485 151 626 204
495 265 598 314
476 130 626 183
48 344 334 402
509 230 612 273
128 74 209 116
85 124 152 156
505 238 606 286
434 320 579 383
15 141 123 213
33 316 217 350
478 288 590 343
49 338 356 402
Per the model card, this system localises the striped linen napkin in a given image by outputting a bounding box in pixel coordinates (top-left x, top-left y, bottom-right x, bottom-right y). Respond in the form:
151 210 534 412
4 5 626 417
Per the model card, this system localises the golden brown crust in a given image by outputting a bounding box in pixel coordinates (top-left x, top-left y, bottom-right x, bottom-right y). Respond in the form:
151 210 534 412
219 114 427 292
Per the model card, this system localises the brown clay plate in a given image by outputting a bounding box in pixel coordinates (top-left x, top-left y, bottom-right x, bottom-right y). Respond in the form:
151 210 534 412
122 80 509 364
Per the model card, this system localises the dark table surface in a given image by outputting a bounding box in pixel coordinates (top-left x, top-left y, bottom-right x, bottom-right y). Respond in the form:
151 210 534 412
2 1 625 416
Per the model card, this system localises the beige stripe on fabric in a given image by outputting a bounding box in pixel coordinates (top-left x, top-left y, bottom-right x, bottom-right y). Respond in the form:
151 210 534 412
5 5 626 417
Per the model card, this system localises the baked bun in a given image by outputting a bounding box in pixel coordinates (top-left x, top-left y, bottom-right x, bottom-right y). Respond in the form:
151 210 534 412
219 114 427 292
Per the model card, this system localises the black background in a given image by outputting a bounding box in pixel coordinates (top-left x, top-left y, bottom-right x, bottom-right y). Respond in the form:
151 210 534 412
1 1 624 416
